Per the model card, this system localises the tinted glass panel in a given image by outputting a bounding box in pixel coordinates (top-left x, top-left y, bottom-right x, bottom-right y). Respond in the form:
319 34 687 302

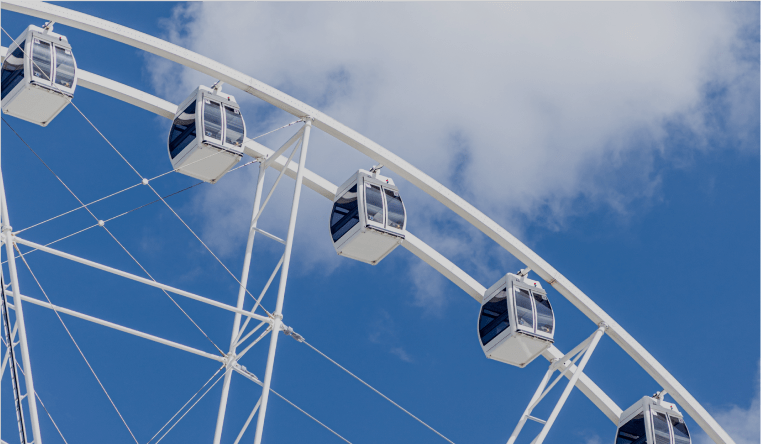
53 46 75 88
384 188 405 230
203 100 222 141
616 413 647 444
1 41 25 99
514 288 534 329
168 101 197 159
479 290 510 346
365 183 384 224
670 416 690 444
533 292 553 334
224 106 244 146
330 185 360 242
32 39 52 82
653 412 671 444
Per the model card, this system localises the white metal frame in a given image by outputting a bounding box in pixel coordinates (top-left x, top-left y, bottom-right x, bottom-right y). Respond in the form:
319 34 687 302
331 169 406 265
0 2 737 444
1 24 77 127
168 85 246 183
479 274 555 368
506 324 606 444
0 141 43 444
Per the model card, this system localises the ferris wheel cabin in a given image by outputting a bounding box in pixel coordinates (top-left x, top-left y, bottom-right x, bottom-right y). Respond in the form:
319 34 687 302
1 24 77 127
478 272 555 367
615 396 691 444
329 169 406 265
167 85 246 183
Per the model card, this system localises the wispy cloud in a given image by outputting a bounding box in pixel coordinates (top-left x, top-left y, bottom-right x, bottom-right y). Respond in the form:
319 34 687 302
390 347 413 363
146 2 759 307
583 434 603 444
368 310 414 363
694 361 760 444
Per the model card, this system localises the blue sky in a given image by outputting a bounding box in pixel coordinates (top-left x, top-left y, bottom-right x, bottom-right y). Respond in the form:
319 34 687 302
1 2 759 444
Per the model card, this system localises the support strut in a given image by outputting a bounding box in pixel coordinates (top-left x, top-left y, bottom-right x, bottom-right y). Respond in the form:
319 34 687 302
506 324 607 444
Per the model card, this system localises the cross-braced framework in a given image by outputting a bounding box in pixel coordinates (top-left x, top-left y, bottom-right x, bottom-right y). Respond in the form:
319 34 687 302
0 2 739 444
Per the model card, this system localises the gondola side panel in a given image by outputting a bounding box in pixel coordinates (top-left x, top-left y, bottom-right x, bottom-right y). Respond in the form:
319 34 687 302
1 25 77 127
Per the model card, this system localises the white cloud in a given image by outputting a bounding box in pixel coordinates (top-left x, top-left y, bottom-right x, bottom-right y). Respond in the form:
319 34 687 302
694 363 760 444
583 434 603 444
147 2 758 299
390 347 414 364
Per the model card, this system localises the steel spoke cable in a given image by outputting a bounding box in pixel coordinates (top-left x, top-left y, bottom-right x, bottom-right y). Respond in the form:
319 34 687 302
1 27 293 319
14 243 140 444
53 79 277 319
267 386 353 444
13 180 141 235
0 334 70 444
2 162 258 266
146 364 224 444
302 340 456 444
154 368 228 444
6 354 71 444
3 120 225 356
2 222 99 265
8 142 252 236
99 223 225 356
140 183 275 317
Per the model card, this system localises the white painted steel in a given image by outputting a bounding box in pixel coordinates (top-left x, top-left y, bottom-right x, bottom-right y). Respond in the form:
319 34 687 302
0 268 25 444
9 292 225 363
212 159 267 444
251 227 285 245
261 126 304 170
0 321 19 381
506 365 555 444
1 4 727 442
234 396 262 444
0 151 43 444
253 119 312 444
236 321 267 349
1 66 622 425
533 326 606 444
12 237 271 324
507 330 601 444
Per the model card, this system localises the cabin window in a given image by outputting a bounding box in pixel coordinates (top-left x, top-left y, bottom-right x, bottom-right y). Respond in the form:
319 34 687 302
31 39 52 82
533 292 553 334
365 183 384 224
384 188 405 229
203 100 222 141
616 413 647 444
169 101 197 159
330 185 360 242
670 416 690 444
224 106 244 146
514 288 534 329
652 412 671 444
53 46 75 88
1 41 25 99
479 290 510 345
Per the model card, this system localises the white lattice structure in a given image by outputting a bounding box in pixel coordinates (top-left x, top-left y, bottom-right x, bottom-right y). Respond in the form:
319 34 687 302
0 3 737 444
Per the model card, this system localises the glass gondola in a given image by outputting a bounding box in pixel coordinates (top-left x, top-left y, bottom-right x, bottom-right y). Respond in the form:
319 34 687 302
615 395 691 444
478 272 555 367
329 169 406 265
167 85 246 183
1 24 78 127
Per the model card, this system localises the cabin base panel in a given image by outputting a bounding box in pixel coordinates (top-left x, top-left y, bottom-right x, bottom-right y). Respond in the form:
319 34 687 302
2 83 70 127
174 143 242 184
337 229 401 265
485 332 551 368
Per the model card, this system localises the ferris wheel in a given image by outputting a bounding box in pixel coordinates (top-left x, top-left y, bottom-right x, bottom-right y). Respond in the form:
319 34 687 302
0 2 741 444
